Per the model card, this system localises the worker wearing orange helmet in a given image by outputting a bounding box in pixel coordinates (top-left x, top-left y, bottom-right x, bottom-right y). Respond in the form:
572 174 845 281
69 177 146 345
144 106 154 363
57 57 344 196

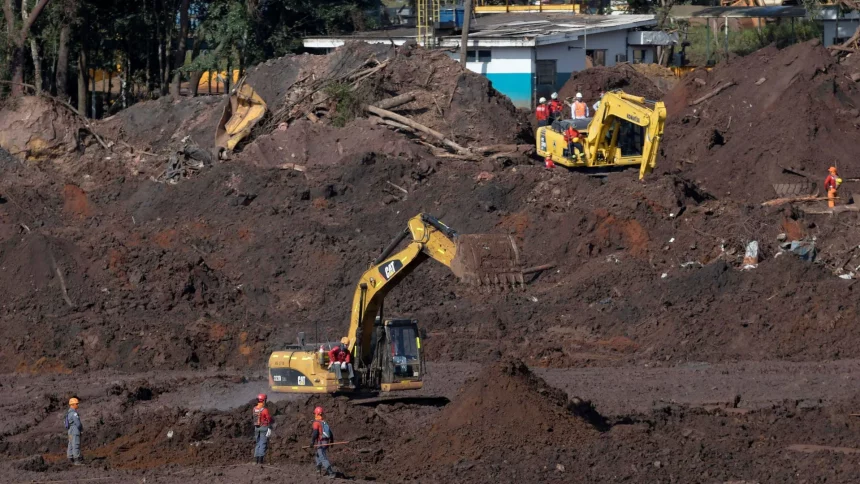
253 393 272 465
64 397 83 465
311 406 336 477
824 166 842 208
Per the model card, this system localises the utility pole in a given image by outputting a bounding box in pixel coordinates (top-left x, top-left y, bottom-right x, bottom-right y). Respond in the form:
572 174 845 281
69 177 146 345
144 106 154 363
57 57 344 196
459 0 473 64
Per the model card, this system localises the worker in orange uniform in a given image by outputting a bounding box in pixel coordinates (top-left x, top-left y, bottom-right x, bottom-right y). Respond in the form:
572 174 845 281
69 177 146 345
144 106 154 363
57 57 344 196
564 125 584 161
253 393 272 465
824 166 842 208
535 97 549 127
567 92 590 119
311 406 336 477
548 92 563 123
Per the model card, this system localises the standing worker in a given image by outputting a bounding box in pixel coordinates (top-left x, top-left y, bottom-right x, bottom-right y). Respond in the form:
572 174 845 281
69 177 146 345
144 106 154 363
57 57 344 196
535 97 549 127
824 166 842 208
593 91 605 113
311 406 336 478
65 397 83 466
567 92 590 119
253 393 272 465
548 92 563 123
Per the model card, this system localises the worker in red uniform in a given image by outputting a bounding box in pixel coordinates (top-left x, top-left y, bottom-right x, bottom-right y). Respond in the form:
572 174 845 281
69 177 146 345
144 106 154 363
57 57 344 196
564 125 584 161
311 406 336 477
548 92 563 123
825 166 842 208
253 393 272 465
328 338 354 388
535 97 549 127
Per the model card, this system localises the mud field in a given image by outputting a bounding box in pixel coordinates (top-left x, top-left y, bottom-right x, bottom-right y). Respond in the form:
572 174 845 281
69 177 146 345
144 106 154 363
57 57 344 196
4 40 860 483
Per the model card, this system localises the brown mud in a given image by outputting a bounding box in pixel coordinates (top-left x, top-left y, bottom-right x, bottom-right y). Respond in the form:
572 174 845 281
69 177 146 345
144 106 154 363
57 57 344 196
3 40 860 483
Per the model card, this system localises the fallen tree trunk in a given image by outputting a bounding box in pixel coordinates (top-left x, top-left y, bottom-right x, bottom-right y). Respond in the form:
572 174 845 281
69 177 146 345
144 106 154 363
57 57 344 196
689 82 736 106
761 196 834 207
373 93 415 110
365 104 470 154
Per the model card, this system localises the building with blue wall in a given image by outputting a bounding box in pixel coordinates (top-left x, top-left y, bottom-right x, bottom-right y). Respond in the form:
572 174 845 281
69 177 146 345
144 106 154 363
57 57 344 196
304 13 675 109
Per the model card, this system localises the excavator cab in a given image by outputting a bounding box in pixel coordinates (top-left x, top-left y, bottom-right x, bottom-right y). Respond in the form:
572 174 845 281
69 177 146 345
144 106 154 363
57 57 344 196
369 317 424 392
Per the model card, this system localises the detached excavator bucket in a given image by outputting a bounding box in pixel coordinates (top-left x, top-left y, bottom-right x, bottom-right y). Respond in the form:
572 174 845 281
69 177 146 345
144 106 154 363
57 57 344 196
451 234 524 286
215 78 267 153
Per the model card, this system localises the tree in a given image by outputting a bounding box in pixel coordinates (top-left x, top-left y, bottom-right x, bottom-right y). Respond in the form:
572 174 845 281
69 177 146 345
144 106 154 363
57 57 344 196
3 0 51 95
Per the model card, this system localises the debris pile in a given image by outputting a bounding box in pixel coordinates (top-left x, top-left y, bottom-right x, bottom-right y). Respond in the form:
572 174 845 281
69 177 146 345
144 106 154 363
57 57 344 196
662 40 860 202
558 63 664 103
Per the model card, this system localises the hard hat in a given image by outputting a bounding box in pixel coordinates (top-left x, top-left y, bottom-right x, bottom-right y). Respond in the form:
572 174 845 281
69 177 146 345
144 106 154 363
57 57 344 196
829 166 838 174
539 97 546 104
69 397 79 406
575 92 583 99
314 406 324 416
340 337 349 346
551 92 558 100
257 393 267 402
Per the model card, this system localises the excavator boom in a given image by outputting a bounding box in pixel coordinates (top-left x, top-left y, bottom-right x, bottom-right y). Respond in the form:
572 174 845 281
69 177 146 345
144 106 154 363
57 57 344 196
268 213 523 394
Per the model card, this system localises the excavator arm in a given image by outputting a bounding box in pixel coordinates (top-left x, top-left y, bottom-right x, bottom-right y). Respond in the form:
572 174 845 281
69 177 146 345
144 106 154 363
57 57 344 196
267 213 523 394
585 91 667 179
346 214 521 365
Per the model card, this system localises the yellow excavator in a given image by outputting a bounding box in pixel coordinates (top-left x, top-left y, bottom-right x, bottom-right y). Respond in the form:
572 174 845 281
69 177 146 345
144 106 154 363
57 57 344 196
268 213 524 394
536 90 667 179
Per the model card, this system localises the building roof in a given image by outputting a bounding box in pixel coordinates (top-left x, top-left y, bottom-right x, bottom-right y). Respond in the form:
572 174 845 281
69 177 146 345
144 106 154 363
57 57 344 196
669 5 807 18
304 13 657 49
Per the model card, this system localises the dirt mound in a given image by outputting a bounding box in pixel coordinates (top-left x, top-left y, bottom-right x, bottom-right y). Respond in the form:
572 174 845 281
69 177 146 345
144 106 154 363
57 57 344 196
661 40 860 202
248 42 530 147
97 96 224 153
0 97 83 160
558 63 664 103
631 63 679 94
238 118 424 169
387 359 600 480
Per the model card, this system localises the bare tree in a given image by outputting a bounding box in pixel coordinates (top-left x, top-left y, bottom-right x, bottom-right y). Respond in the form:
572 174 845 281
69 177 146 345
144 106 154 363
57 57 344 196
4 0 51 95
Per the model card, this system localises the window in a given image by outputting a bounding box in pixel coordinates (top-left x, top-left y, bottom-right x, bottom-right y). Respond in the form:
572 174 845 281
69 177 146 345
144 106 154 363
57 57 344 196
632 49 647 64
535 60 557 86
465 49 492 62
586 49 606 67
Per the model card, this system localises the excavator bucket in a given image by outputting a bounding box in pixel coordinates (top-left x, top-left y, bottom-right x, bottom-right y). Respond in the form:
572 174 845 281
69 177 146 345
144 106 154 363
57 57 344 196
215 78 267 153
451 234 524 286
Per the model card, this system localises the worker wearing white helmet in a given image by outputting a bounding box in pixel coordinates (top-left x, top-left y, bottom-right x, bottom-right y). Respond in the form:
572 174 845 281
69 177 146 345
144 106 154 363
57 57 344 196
536 97 550 127
548 92 563 123
568 92 590 120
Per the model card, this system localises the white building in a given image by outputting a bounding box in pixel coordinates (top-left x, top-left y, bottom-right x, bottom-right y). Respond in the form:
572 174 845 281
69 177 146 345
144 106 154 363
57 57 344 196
303 13 676 108
821 6 860 46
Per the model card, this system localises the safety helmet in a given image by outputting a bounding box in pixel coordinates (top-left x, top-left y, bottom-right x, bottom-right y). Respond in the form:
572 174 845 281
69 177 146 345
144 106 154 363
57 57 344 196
575 92 583 99
257 393 267 402
829 166 838 174
539 97 546 104
314 406 324 416
551 92 558 100
69 397 79 406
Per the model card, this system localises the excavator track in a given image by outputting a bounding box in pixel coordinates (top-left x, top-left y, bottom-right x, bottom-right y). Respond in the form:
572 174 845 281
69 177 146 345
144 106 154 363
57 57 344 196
451 234 524 286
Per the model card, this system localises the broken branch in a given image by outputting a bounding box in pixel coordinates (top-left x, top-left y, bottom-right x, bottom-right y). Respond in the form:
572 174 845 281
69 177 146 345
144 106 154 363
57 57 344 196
365 104 470 155
689 82 736 106
373 93 415 110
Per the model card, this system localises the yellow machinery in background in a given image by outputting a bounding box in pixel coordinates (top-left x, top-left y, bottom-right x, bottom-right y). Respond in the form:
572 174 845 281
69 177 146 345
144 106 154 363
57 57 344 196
536 90 667 179
268 213 524 394
214 78 266 154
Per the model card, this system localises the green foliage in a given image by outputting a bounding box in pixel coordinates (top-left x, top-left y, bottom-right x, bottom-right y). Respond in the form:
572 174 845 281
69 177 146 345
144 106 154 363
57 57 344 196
324 81 363 127
683 20 822 66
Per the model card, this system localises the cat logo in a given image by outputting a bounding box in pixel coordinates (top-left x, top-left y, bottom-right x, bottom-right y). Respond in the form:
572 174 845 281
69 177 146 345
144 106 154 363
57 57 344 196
379 259 404 280
626 114 641 124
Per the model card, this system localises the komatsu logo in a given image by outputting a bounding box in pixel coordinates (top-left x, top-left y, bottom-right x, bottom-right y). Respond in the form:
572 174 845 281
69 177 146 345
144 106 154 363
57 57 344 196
626 114 641 123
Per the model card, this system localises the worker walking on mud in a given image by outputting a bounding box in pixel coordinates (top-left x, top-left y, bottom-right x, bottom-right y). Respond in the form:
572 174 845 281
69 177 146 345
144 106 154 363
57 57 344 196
568 92 590 119
253 393 272 465
825 166 842 208
65 397 83 466
311 406 336 478
535 97 549 127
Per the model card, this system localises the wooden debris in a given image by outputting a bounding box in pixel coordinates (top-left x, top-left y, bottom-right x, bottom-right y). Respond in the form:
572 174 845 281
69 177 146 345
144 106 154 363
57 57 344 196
373 93 416 110
386 181 409 194
787 444 860 455
761 196 833 207
755 77 767 85
365 104 470 155
689 82 736 106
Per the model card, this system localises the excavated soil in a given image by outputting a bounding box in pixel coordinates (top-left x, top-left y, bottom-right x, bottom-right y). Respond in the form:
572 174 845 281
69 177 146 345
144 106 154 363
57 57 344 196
662 40 860 202
558 63 665 103
5 40 860 482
